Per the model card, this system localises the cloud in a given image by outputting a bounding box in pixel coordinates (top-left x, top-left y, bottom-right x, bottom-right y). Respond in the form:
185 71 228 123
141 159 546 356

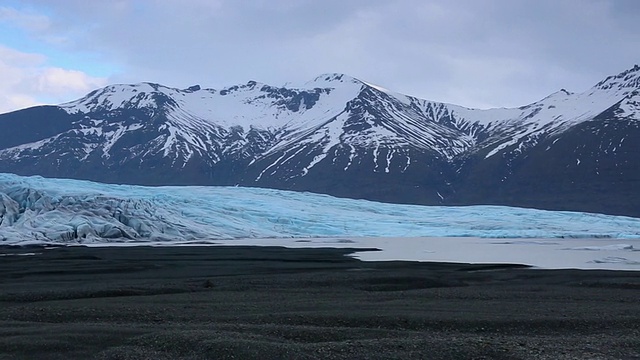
4 0 640 109
0 45 107 113
35 67 106 95
0 6 51 32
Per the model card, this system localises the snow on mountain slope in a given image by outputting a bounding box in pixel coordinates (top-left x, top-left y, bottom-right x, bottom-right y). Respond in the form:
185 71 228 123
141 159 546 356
50 74 368 169
7 66 639 173
61 74 364 130
477 65 640 158
1 66 640 217
1 173 640 245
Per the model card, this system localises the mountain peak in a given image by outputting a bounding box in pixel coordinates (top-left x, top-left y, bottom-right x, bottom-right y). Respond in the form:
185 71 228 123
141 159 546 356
593 64 640 93
184 84 201 92
312 73 353 82
541 88 574 101
60 82 181 114
304 73 363 88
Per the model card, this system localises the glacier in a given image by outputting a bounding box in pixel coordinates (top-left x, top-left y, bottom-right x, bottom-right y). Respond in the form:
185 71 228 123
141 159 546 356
1 172 640 244
1 173 640 270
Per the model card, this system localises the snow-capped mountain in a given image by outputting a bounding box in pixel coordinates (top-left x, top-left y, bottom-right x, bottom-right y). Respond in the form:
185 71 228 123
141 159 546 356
0 66 639 217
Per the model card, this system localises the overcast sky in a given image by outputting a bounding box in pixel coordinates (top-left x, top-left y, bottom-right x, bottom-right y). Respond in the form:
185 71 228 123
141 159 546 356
0 0 639 113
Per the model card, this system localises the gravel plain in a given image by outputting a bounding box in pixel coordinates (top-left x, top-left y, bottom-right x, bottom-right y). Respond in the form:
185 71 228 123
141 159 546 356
0 245 639 359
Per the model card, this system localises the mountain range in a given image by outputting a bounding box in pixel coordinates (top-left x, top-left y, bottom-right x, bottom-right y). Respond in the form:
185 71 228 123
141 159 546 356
0 66 639 217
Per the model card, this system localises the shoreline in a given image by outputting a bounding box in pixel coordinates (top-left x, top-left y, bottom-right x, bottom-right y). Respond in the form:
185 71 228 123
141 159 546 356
3 234 640 271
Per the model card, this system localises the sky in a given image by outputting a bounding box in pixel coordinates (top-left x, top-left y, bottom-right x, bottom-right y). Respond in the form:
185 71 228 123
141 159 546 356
0 0 639 113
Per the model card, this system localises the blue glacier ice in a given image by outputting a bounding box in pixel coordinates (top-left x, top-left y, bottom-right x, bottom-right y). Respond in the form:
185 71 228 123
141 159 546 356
0 172 640 245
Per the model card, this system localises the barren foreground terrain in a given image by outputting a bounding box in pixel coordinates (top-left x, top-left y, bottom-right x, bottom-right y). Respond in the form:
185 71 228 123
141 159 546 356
0 245 639 359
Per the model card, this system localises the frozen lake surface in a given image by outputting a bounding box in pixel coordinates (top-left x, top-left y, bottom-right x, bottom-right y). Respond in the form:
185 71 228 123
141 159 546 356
67 236 640 271
157 237 640 271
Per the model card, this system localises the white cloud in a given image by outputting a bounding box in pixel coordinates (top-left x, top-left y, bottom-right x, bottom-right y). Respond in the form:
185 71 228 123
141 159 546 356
0 45 107 113
3 0 640 109
0 44 45 66
35 67 107 95
0 6 51 32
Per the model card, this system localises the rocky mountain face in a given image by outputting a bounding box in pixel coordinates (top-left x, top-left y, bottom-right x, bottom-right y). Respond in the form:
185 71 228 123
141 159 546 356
0 67 639 217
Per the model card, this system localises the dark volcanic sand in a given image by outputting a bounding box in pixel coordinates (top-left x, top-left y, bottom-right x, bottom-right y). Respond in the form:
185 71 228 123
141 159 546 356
0 245 638 360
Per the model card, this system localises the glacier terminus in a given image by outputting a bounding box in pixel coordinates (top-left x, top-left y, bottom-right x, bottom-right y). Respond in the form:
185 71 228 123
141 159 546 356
1 173 639 270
